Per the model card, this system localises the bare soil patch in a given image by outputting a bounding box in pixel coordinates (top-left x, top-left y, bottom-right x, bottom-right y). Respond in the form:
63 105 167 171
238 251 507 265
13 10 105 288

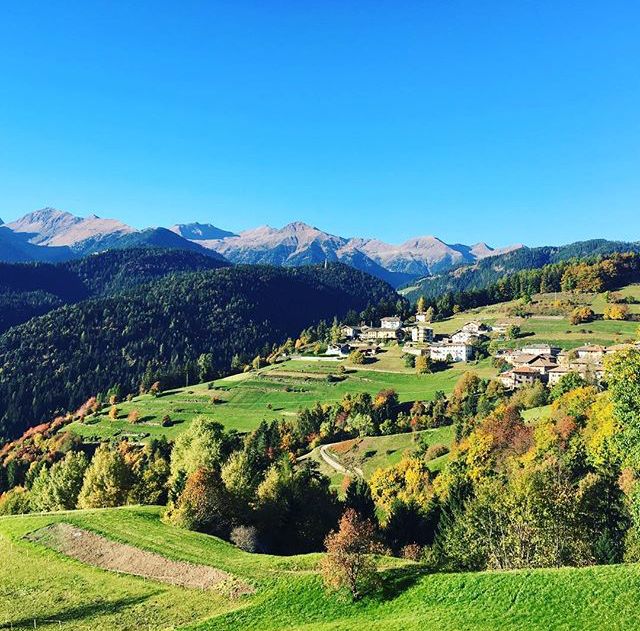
26 523 253 596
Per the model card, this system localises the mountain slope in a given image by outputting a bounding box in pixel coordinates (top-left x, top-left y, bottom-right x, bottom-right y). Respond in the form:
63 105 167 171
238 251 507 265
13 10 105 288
6 207 134 246
3 209 228 263
402 239 640 301
170 222 237 240
0 249 230 334
3 507 640 631
0 226 74 263
4 209 520 283
0 263 398 441
190 221 517 287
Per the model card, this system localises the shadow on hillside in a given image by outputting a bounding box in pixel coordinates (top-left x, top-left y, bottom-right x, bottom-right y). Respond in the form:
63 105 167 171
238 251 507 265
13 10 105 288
1 594 157 629
375 565 425 602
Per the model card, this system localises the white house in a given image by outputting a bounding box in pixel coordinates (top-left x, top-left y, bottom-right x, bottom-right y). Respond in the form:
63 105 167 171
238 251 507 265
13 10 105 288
360 327 399 342
416 313 430 323
451 330 484 344
574 345 607 362
380 316 403 330
521 343 561 357
500 366 544 389
326 344 352 357
340 325 360 340
462 321 492 334
547 366 572 386
410 324 433 343
429 342 473 363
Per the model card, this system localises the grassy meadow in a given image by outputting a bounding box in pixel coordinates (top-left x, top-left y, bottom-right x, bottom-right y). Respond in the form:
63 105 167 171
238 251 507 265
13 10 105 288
3 506 640 630
430 283 640 348
66 346 496 443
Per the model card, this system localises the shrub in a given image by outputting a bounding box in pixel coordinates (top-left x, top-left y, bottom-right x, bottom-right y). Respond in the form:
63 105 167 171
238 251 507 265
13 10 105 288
604 304 629 320
161 415 173 427
400 543 423 561
424 443 449 461
230 525 260 552
0 486 31 515
570 307 595 325
349 350 366 365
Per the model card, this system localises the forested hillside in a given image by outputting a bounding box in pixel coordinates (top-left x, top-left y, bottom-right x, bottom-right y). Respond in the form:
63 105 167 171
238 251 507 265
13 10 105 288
0 249 229 333
414 252 640 320
0 263 399 441
403 239 640 302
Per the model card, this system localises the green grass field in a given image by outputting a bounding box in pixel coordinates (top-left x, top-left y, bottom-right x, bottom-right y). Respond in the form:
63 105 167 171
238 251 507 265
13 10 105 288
324 426 454 479
3 506 640 630
430 284 640 349
66 347 496 442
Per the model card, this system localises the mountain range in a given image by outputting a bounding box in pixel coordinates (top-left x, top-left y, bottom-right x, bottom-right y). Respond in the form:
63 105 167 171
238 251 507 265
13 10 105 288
0 208 520 287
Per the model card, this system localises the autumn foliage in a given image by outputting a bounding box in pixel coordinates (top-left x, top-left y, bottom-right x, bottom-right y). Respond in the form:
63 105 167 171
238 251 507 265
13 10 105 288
321 509 384 600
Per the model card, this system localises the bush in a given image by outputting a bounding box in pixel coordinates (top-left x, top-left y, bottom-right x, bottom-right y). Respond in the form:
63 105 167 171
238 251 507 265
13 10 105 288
230 525 260 552
571 307 595 325
400 543 423 561
424 443 449 461
349 350 366 365
161 415 173 427
0 486 31 515
604 304 629 320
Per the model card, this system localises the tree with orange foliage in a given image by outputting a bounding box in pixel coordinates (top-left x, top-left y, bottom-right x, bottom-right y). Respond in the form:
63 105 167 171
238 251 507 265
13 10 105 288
321 509 384 600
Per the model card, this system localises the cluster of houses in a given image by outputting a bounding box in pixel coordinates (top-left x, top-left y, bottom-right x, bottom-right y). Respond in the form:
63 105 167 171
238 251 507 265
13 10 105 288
497 342 640 390
337 314 640 388
340 317 499 364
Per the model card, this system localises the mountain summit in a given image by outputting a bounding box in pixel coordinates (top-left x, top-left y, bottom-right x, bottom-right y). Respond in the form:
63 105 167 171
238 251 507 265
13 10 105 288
7 207 134 247
1 209 521 286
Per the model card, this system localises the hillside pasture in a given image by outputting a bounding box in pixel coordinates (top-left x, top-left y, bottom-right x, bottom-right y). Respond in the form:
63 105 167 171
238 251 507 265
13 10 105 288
3 507 640 630
67 347 496 442
323 426 454 481
430 284 640 349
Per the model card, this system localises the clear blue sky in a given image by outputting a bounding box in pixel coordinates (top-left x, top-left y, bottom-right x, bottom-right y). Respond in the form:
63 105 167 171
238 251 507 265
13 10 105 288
1 1 639 246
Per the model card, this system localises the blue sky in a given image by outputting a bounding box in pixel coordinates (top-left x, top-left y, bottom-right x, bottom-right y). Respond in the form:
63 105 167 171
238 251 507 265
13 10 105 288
0 1 638 246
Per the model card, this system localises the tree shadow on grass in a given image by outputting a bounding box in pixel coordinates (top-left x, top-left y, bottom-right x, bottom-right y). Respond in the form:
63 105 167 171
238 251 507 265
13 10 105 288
373 565 426 602
1 593 158 629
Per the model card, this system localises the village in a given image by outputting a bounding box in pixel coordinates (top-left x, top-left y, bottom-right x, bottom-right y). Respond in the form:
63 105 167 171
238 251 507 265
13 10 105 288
322 312 640 392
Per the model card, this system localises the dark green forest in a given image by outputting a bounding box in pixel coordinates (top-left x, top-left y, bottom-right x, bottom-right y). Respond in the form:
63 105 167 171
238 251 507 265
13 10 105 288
0 263 398 441
0 249 229 333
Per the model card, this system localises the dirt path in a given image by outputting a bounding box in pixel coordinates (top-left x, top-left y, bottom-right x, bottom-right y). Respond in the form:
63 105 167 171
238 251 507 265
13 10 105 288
318 444 363 478
26 523 253 596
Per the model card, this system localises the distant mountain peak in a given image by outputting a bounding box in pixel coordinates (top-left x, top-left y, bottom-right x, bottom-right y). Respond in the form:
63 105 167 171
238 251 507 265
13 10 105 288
7 207 134 247
170 222 237 241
